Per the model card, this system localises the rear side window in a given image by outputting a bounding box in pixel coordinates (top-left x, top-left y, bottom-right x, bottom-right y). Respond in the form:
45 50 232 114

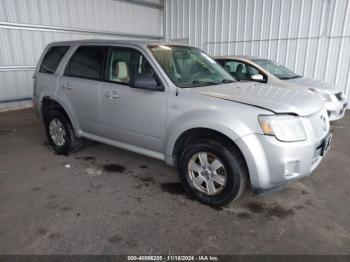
39 46 69 74
64 46 105 80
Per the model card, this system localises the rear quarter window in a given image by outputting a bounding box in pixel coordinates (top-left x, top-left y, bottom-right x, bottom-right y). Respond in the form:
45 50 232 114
64 46 105 80
39 46 69 74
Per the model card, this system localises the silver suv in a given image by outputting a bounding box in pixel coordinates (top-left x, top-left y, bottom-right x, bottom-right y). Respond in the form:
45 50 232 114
33 40 331 206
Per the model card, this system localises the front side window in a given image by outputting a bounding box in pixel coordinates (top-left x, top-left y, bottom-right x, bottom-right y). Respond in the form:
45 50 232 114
39 46 69 74
222 60 264 81
253 59 300 80
64 46 104 80
106 47 156 85
223 61 248 81
149 45 234 88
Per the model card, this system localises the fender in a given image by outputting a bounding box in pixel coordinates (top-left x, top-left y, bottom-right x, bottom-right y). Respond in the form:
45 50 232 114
40 92 81 137
164 108 262 165
53 95 81 136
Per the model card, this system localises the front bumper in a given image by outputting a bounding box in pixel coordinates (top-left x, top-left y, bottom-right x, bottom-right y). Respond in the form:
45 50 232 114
235 132 331 191
325 100 347 121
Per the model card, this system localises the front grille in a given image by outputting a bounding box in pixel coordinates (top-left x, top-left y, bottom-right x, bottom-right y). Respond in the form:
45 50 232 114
335 92 344 101
306 109 329 140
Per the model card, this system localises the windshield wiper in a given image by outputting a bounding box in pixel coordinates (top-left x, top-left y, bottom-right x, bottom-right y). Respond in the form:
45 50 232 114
289 75 302 79
280 75 301 80
192 80 219 86
221 79 235 83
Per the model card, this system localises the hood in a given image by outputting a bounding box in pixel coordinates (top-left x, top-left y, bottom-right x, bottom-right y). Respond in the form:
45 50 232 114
284 77 342 94
188 82 324 116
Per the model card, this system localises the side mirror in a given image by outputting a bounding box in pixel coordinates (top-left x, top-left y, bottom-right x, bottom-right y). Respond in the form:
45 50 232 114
133 73 162 91
251 74 266 82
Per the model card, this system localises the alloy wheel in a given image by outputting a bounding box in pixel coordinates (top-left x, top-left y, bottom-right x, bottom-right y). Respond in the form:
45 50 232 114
187 152 227 195
49 118 67 147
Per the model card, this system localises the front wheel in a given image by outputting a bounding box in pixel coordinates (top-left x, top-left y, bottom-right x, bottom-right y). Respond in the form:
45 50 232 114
178 139 247 206
44 110 82 155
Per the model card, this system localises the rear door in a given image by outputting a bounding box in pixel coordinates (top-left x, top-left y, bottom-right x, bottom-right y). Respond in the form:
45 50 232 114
34 45 70 107
57 45 106 136
100 46 167 153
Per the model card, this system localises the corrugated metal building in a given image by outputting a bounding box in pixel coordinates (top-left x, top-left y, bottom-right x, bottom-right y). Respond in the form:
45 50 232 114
166 0 350 103
0 0 164 110
1 0 349 110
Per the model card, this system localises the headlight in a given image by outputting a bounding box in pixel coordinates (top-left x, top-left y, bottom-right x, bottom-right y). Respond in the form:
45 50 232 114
309 88 332 102
258 115 307 142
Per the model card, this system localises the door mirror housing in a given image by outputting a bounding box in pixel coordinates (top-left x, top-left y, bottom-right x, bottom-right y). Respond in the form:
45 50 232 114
251 74 267 83
132 73 162 91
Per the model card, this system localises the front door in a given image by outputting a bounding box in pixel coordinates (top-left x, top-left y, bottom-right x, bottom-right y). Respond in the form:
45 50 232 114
220 60 266 82
100 47 167 153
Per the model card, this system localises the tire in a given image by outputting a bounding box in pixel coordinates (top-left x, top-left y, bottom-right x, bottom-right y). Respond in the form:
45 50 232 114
44 110 82 155
178 139 247 207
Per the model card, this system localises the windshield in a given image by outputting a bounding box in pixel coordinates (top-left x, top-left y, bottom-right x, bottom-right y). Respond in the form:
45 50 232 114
253 59 300 80
149 45 234 87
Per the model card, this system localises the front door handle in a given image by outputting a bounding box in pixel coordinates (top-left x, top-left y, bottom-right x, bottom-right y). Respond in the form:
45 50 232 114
105 91 120 99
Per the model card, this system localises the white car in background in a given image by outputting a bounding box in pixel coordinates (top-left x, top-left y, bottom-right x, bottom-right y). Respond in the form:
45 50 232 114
215 56 347 121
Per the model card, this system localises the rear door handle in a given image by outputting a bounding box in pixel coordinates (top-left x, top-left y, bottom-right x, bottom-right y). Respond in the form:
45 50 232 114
61 82 72 89
105 91 120 99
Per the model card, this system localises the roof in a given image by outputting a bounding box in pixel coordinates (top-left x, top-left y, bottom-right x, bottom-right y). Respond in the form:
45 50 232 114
47 39 190 48
213 55 268 61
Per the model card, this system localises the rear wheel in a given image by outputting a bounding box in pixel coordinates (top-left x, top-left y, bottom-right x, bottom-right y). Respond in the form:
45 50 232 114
44 110 82 155
178 139 247 206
